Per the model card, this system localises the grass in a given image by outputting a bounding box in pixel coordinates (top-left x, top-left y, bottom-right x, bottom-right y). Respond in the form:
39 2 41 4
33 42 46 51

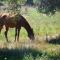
1 7 60 39
0 7 60 60
21 7 60 36
0 45 60 60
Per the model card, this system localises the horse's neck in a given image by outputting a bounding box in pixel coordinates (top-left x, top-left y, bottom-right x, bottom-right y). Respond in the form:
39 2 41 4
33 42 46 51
24 22 31 34
22 19 31 34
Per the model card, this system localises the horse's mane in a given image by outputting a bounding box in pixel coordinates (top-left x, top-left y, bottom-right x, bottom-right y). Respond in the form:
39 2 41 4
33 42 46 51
19 15 33 33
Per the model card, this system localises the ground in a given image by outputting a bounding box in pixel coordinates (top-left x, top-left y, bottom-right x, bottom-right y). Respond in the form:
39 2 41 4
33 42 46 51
0 7 60 60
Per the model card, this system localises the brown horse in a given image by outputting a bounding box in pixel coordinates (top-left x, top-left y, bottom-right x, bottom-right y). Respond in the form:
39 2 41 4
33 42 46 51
0 14 35 42
0 15 4 33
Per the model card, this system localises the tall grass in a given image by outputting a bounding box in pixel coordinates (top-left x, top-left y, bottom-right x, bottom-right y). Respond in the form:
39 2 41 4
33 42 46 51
0 7 60 40
0 7 60 60
0 48 60 60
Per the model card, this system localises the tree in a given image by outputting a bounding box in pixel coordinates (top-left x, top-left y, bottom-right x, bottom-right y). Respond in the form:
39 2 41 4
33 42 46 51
5 0 21 13
2 0 26 13
38 0 60 15
25 0 34 6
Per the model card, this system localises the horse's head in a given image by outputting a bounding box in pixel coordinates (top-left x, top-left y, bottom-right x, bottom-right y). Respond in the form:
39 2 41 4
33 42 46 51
28 28 35 40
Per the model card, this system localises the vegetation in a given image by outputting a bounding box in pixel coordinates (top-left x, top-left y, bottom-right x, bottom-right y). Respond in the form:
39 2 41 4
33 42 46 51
0 47 60 60
38 0 60 15
0 7 60 60
0 0 60 60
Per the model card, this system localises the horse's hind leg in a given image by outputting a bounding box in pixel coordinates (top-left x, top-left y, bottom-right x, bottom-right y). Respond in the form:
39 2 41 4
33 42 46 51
4 27 9 42
0 29 2 33
0 26 3 33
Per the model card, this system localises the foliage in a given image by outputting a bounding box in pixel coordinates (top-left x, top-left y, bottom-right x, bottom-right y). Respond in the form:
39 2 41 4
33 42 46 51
1 0 26 13
25 0 34 6
7 0 20 13
38 0 60 15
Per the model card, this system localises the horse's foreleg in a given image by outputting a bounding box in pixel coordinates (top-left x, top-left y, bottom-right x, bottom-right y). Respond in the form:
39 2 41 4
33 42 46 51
4 27 9 42
15 28 17 42
17 28 21 42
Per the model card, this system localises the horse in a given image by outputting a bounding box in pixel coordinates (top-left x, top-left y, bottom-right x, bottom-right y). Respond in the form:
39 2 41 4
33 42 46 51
0 15 4 33
0 14 35 42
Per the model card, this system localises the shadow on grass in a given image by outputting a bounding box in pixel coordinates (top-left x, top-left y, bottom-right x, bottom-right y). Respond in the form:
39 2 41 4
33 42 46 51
0 47 60 60
0 48 42 60
48 36 60 44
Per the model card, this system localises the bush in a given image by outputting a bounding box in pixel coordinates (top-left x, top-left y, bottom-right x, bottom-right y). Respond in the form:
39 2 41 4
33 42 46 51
38 0 60 15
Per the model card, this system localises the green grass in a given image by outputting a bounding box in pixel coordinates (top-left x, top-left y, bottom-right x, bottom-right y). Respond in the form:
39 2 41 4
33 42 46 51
0 7 60 60
25 8 60 36
20 7 60 36
0 48 60 60
0 47 60 60
0 7 60 39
